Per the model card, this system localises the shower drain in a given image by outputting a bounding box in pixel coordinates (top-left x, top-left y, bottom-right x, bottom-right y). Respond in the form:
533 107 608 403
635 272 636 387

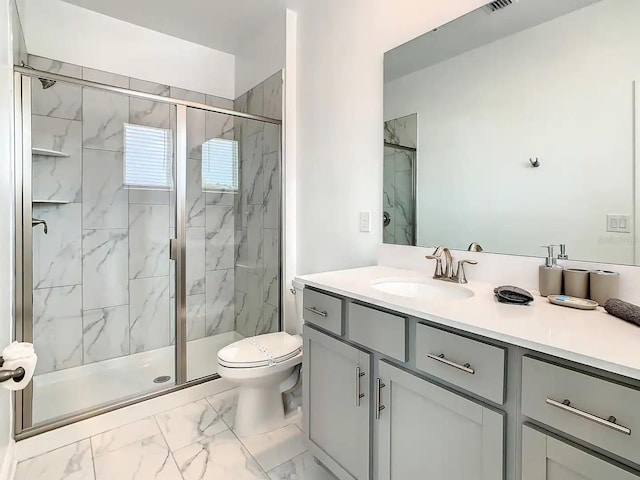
153 375 172 384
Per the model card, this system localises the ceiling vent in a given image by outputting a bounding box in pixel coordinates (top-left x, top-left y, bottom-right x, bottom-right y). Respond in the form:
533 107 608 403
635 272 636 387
483 0 517 13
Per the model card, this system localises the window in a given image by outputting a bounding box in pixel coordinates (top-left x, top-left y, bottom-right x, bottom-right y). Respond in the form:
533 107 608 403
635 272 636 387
124 124 173 190
202 138 239 192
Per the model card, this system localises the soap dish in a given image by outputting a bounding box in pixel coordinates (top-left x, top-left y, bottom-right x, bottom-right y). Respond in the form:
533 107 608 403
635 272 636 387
547 295 599 310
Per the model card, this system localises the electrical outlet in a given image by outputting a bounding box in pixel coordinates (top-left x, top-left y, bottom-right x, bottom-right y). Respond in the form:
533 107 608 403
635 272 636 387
607 214 631 233
359 211 371 233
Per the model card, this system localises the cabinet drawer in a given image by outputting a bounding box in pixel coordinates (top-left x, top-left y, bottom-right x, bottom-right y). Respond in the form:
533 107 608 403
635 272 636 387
348 303 406 361
522 356 640 465
303 289 343 335
415 323 505 404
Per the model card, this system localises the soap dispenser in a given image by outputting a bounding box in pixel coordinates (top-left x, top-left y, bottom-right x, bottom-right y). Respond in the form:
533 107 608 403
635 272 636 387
539 245 563 296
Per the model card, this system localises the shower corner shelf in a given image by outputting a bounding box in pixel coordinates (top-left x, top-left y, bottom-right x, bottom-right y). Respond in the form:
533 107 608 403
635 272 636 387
33 199 70 204
32 148 70 158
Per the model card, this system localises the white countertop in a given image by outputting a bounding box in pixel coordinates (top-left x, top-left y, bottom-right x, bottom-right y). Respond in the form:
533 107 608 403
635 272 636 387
296 265 640 381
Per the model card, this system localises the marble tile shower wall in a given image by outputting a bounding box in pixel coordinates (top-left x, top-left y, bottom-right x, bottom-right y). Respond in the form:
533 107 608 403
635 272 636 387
28 55 236 374
233 72 283 339
383 114 417 245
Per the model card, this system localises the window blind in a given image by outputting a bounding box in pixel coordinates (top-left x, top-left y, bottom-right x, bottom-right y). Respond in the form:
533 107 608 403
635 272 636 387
124 123 173 190
202 138 239 192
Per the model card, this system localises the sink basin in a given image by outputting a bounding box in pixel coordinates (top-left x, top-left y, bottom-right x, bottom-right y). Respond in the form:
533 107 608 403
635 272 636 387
371 280 474 301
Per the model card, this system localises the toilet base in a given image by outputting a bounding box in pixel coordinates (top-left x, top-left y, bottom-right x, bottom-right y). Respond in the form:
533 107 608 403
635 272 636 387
234 383 286 437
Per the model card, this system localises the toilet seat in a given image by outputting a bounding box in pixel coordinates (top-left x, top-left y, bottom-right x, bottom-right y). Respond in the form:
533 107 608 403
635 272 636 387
218 332 302 369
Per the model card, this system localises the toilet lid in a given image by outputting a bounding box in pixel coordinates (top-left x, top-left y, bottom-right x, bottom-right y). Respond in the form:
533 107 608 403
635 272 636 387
218 332 302 368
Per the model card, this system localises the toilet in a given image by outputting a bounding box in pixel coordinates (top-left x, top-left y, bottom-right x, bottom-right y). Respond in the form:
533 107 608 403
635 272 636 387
217 280 305 437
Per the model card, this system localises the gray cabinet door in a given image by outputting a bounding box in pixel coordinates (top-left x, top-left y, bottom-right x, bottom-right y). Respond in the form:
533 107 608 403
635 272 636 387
303 326 371 480
377 361 504 480
522 425 640 480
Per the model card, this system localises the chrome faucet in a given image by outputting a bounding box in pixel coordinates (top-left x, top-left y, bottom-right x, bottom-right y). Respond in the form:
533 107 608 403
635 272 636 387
425 245 477 284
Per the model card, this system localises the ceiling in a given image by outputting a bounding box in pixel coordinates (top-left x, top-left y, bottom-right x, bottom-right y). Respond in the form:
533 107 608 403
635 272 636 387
385 0 602 82
61 0 301 54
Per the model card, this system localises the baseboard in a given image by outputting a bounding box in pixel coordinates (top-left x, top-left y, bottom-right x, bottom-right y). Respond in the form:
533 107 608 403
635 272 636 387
0 440 17 480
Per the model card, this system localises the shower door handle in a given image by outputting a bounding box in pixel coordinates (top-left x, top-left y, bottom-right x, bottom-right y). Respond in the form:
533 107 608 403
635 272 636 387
169 238 177 261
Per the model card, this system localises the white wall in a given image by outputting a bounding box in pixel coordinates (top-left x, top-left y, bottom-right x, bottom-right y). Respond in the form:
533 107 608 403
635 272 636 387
0 0 15 477
18 0 235 98
235 15 286 98
295 0 487 274
385 0 640 265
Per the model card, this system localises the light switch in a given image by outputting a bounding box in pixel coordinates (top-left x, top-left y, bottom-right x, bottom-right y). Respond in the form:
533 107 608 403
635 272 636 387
619 217 627 229
359 211 371 233
607 214 631 233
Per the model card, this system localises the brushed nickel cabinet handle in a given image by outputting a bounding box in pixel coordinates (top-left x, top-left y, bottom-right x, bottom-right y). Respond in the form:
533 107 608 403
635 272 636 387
355 366 365 406
427 353 475 375
304 306 327 317
546 398 631 436
375 378 386 420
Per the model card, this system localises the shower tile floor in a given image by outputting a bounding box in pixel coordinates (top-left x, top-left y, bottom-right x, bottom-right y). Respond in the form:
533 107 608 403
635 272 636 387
16 388 337 480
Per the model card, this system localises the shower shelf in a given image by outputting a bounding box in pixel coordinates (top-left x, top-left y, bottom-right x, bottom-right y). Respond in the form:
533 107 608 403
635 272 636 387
33 200 70 204
32 148 70 158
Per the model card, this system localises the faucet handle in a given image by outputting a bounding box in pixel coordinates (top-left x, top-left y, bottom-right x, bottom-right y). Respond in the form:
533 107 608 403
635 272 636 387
425 255 444 278
455 259 477 284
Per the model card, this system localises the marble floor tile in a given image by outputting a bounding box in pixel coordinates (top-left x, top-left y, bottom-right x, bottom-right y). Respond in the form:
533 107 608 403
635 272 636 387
239 424 307 472
155 399 228 451
93 434 182 480
15 439 95 480
174 430 268 480
267 451 338 480
91 417 160 456
207 388 239 429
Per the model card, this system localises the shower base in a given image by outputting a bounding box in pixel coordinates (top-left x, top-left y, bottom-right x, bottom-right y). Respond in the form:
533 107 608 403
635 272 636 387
31 331 243 426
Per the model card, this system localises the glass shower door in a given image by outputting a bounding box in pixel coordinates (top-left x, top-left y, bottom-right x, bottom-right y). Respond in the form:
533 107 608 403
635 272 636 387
184 107 282 381
25 73 178 426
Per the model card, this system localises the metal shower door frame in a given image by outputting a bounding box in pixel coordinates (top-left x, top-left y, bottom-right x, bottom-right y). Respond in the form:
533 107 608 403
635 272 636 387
13 68 283 439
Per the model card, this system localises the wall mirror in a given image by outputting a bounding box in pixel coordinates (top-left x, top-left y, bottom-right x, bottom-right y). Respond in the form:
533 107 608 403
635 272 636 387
383 0 640 266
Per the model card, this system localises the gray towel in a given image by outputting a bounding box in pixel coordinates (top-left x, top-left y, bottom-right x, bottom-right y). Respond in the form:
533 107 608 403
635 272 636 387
603 298 640 327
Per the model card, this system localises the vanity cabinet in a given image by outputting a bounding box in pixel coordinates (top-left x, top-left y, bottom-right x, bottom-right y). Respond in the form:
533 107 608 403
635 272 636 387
303 320 505 480
376 361 504 480
303 325 370 480
301 286 640 480
522 426 639 480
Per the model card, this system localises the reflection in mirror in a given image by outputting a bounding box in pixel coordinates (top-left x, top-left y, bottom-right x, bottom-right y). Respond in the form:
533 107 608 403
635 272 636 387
383 0 640 266
383 114 417 245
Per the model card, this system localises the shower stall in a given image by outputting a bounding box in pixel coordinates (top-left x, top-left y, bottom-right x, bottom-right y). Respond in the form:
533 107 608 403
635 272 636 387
13 57 283 438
